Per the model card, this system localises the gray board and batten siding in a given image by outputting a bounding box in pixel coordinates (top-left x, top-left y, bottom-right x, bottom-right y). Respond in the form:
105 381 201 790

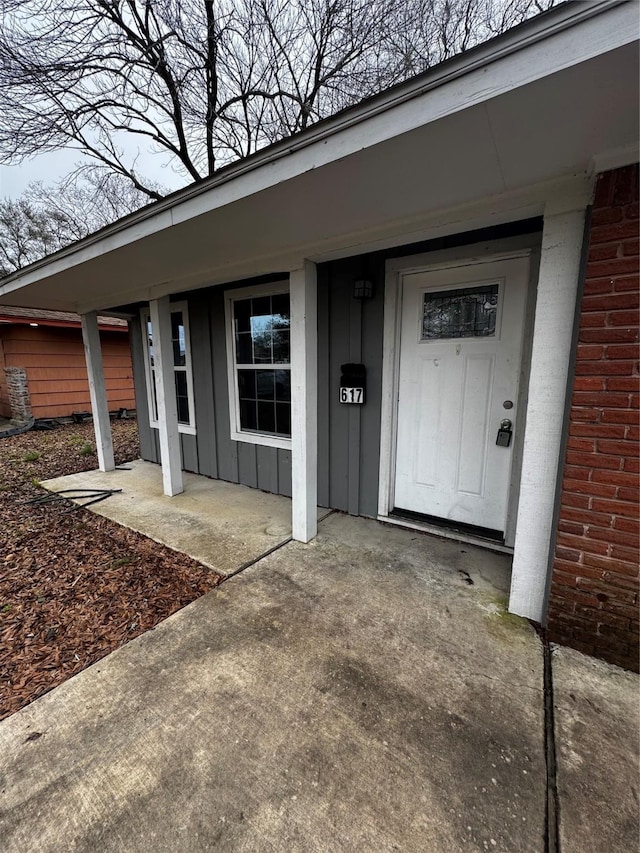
129 219 543 519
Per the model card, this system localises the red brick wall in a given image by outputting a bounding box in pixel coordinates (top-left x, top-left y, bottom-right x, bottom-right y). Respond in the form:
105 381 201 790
547 164 639 672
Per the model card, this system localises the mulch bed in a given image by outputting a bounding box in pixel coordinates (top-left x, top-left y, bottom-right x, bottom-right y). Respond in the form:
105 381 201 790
0 420 223 721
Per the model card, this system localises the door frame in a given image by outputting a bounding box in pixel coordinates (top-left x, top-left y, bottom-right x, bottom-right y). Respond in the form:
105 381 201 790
378 243 535 548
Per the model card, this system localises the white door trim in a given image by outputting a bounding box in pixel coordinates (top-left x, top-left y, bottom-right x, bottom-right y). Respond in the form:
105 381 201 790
378 247 532 522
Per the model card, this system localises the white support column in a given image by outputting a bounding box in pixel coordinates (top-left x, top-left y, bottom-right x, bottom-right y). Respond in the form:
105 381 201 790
290 260 318 543
149 297 183 496
509 205 587 622
80 311 115 472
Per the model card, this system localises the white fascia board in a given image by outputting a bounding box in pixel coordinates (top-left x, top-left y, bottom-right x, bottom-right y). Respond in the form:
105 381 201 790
0 0 633 303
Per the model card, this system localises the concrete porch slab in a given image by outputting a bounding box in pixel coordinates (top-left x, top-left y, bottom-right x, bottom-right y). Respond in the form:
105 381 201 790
0 513 548 852
42 459 328 576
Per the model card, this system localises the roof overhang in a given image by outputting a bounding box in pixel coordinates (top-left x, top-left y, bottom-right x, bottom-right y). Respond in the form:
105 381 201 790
0 0 637 313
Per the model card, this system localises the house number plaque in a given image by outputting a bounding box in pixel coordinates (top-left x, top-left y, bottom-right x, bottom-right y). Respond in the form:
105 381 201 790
339 363 366 405
340 387 364 404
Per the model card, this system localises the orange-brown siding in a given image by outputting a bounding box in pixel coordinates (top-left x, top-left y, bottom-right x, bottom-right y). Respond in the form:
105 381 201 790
0 324 135 419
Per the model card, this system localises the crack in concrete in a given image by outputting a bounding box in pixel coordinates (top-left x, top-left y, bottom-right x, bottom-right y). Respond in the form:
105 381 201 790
473 672 542 695
222 510 336 582
541 630 561 853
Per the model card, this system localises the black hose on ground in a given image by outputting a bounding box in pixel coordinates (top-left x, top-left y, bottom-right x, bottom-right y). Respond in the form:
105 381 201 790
0 417 35 438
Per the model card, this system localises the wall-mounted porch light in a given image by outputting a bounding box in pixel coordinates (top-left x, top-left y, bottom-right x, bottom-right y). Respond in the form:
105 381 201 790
353 279 374 300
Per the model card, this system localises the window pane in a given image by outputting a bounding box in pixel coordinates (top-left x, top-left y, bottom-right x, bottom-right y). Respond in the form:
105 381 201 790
422 284 498 340
147 319 155 367
236 332 253 364
272 330 289 363
177 395 190 425
257 401 276 433
234 293 291 369
274 370 291 402
151 369 158 421
171 311 182 338
250 313 272 337
253 331 272 363
271 293 290 329
173 340 185 366
276 402 291 436
251 296 271 318
234 298 251 333
238 369 256 399
171 311 186 366
256 370 275 400
175 371 190 424
240 398 258 431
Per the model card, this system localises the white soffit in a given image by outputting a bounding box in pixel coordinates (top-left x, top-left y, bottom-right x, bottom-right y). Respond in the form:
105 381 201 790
0 0 637 312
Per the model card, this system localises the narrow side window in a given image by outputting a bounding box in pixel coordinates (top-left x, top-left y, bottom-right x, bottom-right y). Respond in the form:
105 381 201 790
140 302 196 434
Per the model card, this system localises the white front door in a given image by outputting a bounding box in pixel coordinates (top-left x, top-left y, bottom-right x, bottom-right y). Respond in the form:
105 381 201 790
394 256 528 534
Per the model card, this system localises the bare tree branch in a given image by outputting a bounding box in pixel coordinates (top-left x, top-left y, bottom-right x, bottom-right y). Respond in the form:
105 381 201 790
0 0 558 203
0 169 154 275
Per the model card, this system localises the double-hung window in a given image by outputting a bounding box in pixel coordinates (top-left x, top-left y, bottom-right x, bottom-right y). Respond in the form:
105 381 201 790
141 301 196 434
225 283 291 449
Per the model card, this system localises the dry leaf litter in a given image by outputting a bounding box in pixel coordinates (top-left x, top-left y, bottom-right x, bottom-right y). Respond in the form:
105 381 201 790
0 420 222 720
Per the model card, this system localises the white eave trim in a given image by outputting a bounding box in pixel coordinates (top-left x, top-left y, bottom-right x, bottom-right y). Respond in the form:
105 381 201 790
0 0 633 299
590 141 640 177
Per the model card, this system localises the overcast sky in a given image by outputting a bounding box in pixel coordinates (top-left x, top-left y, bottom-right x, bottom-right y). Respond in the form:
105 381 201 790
0 149 79 198
0 142 186 200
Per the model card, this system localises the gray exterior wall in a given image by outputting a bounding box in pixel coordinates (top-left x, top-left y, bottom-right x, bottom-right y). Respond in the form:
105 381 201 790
131 286 294 498
131 261 384 515
131 220 542 519
318 257 385 516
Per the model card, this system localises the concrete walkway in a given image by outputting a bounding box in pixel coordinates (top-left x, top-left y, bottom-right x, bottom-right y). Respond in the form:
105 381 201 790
1 512 637 852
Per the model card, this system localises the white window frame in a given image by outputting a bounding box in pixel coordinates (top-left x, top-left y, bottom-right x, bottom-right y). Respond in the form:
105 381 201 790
225 280 292 450
140 301 196 436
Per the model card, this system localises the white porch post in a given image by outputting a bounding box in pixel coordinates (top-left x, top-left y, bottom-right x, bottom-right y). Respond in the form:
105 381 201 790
509 204 587 622
290 260 318 543
149 296 183 496
80 311 115 472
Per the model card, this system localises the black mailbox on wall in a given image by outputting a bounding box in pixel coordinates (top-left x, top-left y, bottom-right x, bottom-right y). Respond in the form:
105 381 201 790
340 363 366 404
